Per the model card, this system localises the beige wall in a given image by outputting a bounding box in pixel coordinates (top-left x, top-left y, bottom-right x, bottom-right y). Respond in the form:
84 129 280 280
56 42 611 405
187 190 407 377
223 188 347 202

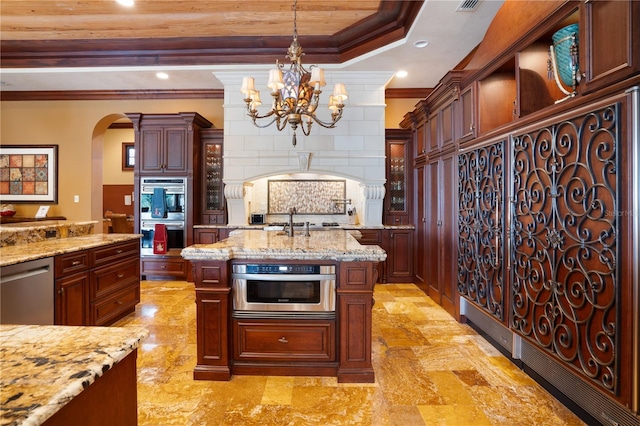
1 99 224 221
385 98 421 129
103 127 135 185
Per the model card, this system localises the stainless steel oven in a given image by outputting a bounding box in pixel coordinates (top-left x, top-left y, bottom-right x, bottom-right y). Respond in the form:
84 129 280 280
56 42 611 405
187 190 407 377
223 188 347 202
139 177 187 256
231 264 336 318
140 177 186 221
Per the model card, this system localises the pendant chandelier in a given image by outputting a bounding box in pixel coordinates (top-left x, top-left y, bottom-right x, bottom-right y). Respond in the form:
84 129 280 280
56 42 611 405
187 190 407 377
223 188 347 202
240 0 347 147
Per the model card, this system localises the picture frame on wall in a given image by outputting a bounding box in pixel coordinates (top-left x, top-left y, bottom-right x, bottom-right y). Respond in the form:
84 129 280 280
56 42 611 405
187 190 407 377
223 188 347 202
122 142 135 170
0 144 58 203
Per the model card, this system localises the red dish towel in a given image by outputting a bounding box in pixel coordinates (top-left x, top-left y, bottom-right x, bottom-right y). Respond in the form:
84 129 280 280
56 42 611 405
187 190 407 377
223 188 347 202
153 224 168 254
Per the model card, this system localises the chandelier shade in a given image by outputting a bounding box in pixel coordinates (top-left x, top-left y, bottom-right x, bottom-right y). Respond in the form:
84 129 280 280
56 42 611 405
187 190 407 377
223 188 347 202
241 0 347 147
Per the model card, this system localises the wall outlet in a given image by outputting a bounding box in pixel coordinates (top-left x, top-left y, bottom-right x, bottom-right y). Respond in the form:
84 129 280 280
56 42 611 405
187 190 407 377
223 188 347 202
73 195 79 203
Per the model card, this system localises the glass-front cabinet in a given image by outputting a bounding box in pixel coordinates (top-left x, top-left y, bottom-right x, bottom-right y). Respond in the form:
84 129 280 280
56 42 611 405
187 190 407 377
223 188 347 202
384 129 411 225
201 128 225 224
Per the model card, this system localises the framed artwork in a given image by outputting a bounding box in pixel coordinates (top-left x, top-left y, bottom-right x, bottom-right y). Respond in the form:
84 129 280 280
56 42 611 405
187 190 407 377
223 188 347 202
0 145 58 203
122 143 135 170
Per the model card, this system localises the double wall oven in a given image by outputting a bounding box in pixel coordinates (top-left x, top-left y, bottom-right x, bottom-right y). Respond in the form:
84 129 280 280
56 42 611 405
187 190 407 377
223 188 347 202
231 264 336 319
139 177 187 256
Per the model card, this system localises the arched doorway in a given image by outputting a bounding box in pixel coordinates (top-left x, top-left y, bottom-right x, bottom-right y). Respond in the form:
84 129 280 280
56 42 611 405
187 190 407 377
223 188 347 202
90 114 134 226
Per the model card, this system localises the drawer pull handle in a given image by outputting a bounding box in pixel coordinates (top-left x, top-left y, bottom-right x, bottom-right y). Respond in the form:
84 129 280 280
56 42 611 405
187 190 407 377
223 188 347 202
72 261 81 266
116 249 123 254
278 337 288 344
116 300 123 305
117 273 124 278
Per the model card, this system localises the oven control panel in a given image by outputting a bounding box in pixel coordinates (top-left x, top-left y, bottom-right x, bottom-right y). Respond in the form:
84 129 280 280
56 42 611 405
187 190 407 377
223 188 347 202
243 264 320 274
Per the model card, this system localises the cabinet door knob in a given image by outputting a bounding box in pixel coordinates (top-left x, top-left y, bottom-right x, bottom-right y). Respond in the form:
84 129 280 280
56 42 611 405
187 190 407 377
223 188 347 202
278 337 288 343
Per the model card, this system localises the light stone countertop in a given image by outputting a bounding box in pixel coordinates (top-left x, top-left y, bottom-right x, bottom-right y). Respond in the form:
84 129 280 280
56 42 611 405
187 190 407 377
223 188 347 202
0 234 142 267
0 324 148 426
181 229 387 262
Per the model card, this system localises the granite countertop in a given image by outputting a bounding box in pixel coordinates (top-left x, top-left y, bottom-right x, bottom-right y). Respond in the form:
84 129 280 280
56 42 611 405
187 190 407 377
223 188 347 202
0 324 148 426
181 229 387 262
0 234 142 267
193 224 415 230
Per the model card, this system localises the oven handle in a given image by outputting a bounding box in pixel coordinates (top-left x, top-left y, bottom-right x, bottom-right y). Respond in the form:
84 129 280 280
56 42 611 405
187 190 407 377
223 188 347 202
232 273 336 281
141 221 184 230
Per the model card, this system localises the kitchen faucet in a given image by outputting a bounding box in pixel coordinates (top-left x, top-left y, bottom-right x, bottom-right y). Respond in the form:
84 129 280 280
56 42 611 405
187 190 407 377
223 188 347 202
285 207 297 237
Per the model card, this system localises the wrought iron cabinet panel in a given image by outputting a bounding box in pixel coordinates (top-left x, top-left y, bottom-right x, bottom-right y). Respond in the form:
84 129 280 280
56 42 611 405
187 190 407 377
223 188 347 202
457 139 506 324
510 95 637 413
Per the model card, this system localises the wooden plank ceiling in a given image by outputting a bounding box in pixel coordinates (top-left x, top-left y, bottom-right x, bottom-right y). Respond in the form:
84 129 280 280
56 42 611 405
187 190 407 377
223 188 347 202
1 0 424 67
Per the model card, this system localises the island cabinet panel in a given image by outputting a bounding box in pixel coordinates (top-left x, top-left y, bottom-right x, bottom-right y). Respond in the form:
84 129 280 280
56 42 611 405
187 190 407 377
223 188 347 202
43 350 138 426
192 259 232 380
337 262 375 383
352 229 385 283
194 288 231 381
233 319 335 362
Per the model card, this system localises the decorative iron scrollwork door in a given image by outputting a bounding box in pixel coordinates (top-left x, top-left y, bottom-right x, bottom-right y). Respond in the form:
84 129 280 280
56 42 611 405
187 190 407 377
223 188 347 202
511 103 620 395
458 141 505 321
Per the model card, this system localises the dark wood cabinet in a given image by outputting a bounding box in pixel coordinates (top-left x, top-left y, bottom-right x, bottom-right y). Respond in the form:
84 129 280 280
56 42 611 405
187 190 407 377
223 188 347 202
138 126 188 174
141 256 188 280
233 319 335 362
191 258 375 383
413 164 426 293
200 128 225 225
55 272 88 326
385 229 413 283
384 129 411 225
127 112 213 280
581 0 640 94
55 240 140 326
194 228 220 244
417 136 459 317
127 112 211 176
458 84 476 142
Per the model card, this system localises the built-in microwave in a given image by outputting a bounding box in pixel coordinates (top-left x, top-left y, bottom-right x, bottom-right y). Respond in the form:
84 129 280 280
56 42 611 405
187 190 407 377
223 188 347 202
231 264 336 318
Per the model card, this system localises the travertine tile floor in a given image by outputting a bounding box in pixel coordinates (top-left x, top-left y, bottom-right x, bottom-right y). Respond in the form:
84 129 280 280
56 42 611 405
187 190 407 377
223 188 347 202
115 281 585 425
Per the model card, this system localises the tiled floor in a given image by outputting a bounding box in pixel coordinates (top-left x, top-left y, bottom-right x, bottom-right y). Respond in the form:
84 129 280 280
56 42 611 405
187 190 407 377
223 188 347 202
115 281 585 425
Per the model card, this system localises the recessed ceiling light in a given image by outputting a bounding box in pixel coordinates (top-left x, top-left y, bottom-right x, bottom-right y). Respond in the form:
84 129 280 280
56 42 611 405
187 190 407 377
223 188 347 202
396 70 408 78
413 40 429 48
116 0 134 7
156 72 169 80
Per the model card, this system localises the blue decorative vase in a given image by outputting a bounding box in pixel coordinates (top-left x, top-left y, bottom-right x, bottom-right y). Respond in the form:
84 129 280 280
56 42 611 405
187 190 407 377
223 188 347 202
552 23 579 87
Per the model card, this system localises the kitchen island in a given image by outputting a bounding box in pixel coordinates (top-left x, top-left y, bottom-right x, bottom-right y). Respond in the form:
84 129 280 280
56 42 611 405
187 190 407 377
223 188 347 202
0 324 148 426
182 229 386 383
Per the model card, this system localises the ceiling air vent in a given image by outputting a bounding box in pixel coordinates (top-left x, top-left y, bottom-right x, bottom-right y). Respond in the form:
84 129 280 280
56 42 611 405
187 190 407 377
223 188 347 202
456 0 481 12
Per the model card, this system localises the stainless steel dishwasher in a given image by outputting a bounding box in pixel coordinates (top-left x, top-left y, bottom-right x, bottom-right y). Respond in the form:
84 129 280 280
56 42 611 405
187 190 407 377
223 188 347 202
1 257 55 324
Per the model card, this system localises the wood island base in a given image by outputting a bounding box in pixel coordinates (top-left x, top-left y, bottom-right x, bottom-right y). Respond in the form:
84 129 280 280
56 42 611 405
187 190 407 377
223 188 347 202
189 257 379 384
